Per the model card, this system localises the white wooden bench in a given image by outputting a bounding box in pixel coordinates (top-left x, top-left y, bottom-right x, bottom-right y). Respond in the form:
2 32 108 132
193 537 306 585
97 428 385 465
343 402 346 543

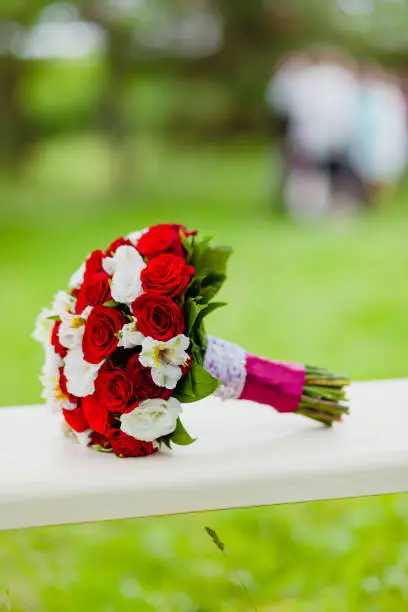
1 379 407 532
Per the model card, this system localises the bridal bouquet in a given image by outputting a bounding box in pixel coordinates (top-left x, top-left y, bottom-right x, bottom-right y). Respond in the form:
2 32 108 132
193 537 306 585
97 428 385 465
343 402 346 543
33 224 349 458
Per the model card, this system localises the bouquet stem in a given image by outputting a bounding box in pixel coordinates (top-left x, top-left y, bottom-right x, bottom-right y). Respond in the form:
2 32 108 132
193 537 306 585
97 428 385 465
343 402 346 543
297 366 350 426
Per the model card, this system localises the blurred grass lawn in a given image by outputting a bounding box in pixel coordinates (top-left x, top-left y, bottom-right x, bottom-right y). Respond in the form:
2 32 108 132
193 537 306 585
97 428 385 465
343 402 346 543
1 139 408 611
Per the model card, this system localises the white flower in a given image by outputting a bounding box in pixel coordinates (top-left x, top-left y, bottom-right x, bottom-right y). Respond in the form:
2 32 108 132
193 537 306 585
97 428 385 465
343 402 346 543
41 344 62 379
102 245 145 304
58 306 92 350
64 345 103 397
120 397 182 442
69 262 86 290
32 308 54 344
118 317 145 349
126 228 148 246
52 290 76 318
40 346 76 413
42 380 77 414
139 335 189 389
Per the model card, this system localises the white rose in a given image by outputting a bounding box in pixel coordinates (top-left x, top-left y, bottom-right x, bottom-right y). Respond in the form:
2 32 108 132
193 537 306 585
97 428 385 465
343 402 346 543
120 397 182 442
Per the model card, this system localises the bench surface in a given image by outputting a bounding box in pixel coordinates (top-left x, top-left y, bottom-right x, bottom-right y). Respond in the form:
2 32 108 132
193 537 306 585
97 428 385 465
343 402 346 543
1 379 407 531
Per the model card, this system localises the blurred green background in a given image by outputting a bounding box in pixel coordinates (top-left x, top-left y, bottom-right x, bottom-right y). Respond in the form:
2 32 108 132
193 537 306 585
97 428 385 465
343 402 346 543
2 1 408 610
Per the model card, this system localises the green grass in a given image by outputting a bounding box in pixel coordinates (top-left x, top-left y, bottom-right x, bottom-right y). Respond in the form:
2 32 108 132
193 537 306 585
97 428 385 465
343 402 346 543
1 139 408 611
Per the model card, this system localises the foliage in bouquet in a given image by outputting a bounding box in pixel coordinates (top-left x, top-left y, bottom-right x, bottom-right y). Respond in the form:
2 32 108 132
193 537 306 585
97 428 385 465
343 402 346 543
33 224 232 457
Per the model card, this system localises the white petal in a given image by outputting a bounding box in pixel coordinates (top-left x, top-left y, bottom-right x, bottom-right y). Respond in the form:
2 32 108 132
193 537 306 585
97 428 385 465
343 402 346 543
64 345 103 397
120 397 182 442
126 228 148 245
167 334 190 353
58 307 92 349
139 335 190 370
151 364 182 389
138 336 157 367
41 344 62 379
46 395 76 414
52 291 76 318
108 245 146 304
118 321 145 349
166 334 190 365
32 308 54 344
69 262 86 290
102 256 115 276
58 318 84 349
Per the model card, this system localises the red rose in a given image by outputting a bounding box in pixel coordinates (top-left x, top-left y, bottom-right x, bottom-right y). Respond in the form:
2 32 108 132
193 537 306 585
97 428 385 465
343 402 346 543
126 354 172 401
51 320 67 358
137 224 194 260
108 429 157 458
141 254 194 298
75 272 111 315
84 250 105 277
95 364 132 413
105 237 133 256
62 406 88 432
82 305 125 364
81 395 110 434
132 293 184 341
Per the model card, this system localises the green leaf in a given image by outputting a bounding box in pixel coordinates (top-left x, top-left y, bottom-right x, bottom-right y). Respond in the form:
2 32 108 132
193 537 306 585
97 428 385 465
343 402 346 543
199 273 227 302
191 236 213 268
170 417 196 446
205 526 225 551
175 361 219 403
174 369 196 403
185 298 208 334
157 435 172 449
191 362 219 399
46 315 61 321
193 244 233 277
195 301 226 327
103 299 118 307
91 444 113 453
189 336 205 365
180 231 194 261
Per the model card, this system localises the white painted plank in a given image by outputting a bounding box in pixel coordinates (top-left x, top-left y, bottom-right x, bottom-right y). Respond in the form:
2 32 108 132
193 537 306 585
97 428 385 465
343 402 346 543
1 379 407 531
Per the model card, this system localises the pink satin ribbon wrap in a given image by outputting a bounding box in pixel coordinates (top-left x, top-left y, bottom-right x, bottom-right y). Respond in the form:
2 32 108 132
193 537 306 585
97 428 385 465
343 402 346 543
240 354 306 413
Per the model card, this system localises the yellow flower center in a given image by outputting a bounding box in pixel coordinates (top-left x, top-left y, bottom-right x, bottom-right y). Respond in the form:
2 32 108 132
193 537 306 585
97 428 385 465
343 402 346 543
55 383 68 401
71 316 85 329
152 346 162 368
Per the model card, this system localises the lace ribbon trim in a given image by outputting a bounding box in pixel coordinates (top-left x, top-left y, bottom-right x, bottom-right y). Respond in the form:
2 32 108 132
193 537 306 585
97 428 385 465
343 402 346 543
204 335 247 400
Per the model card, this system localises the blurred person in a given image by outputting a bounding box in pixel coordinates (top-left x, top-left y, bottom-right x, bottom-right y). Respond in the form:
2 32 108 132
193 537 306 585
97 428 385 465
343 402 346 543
266 51 311 139
267 48 362 219
286 50 361 218
349 64 408 208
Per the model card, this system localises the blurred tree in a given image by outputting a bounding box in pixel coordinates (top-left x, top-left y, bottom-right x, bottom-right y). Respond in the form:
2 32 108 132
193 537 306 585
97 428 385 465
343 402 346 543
0 0 50 168
2 0 408 174
80 1 139 183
